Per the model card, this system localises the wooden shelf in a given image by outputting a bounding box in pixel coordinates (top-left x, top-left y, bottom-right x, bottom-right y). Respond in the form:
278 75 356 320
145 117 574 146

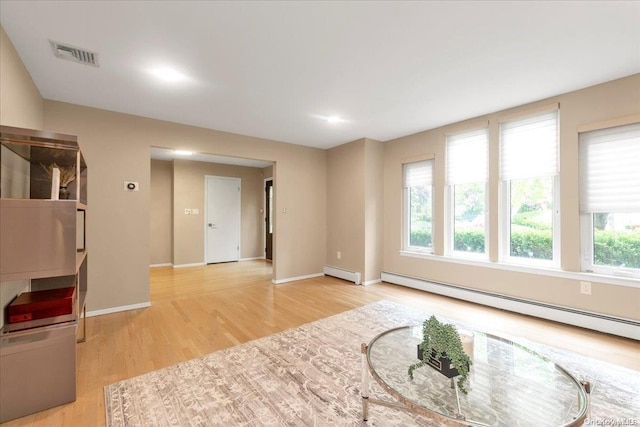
1 316 77 336
0 125 88 422
76 250 87 272
0 125 77 148
1 286 85 336
78 290 87 314
0 199 78 282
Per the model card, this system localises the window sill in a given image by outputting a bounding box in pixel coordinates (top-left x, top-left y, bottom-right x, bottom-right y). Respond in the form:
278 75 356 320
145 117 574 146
399 250 640 289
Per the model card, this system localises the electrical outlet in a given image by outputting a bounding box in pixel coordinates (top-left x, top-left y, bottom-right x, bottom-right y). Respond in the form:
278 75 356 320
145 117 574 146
192 208 199 215
580 281 592 295
337 251 341 260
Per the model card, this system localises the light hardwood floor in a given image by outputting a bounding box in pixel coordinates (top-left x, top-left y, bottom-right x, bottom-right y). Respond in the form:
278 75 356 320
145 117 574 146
5 260 639 426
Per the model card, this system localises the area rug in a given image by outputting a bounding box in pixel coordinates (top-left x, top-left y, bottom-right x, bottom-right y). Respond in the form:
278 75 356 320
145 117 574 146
105 300 639 426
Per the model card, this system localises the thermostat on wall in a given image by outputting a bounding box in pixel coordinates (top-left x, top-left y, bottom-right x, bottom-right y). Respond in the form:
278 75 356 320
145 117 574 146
124 181 139 191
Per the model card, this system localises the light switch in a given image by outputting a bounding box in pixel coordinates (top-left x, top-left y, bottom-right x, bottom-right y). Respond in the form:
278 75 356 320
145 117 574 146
184 209 191 215
192 209 199 215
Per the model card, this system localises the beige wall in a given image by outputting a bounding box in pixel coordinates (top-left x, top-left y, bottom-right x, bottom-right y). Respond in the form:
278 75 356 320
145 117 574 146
326 138 384 283
364 138 384 284
0 26 44 327
383 74 640 321
172 159 266 265
327 139 365 276
43 101 326 311
0 27 43 129
150 160 173 265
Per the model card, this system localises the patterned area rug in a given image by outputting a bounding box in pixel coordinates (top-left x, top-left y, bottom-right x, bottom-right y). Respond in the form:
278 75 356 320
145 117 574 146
105 300 639 426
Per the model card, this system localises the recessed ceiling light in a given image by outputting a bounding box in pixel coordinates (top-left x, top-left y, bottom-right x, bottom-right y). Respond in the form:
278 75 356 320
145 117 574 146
150 67 186 83
326 116 342 123
174 150 193 156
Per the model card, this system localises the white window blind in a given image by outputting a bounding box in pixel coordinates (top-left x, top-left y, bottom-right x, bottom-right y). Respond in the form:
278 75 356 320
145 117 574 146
404 160 432 187
446 128 488 185
579 122 640 213
500 110 559 180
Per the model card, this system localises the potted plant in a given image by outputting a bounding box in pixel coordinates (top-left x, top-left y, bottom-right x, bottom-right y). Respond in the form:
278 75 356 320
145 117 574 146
408 315 472 394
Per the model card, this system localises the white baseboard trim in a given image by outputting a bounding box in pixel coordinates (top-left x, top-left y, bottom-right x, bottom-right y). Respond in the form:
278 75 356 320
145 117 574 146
323 266 362 285
150 263 172 268
272 273 324 284
381 271 640 340
240 257 265 261
86 302 151 318
173 262 206 269
363 279 382 286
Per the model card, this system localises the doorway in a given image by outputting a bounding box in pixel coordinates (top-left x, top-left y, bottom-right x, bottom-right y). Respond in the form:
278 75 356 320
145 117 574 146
265 179 273 261
205 176 241 263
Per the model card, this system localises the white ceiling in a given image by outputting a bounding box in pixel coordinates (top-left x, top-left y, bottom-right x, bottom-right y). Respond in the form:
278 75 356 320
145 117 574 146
150 147 272 168
1 1 639 150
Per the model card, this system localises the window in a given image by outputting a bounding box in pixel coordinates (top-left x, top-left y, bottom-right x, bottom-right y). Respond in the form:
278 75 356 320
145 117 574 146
446 128 488 257
579 122 640 278
403 160 433 252
500 110 559 265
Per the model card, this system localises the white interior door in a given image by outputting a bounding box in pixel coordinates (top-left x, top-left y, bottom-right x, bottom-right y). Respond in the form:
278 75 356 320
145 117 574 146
205 176 241 263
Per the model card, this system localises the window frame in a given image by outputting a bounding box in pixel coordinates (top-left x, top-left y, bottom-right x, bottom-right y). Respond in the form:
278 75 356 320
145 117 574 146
402 160 433 254
579 121 640 279
499 109 560 267
447 183 489 259
580 213 640 279
445 127 489 259
500 177 560 267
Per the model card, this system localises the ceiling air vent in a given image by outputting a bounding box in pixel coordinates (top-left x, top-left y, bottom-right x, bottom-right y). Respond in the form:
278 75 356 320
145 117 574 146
50 40 99 67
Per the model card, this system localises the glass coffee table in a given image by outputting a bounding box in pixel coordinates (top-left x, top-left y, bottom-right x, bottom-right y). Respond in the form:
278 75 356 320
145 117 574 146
361 326 590 426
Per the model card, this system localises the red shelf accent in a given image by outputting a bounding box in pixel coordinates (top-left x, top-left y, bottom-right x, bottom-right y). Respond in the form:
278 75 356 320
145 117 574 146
7 287 75 323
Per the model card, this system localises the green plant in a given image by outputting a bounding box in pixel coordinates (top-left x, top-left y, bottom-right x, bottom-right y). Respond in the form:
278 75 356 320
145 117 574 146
509 226 552 259
409 229 432 247
512 210 552 231
408 315 472 394
594 229 640 268
453 228 485 253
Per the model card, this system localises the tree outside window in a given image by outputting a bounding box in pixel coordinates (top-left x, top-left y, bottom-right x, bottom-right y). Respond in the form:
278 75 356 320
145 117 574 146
409 185 432 248
500 109 559 265
404 160 433 252
453 182 486 253
446 127 489 256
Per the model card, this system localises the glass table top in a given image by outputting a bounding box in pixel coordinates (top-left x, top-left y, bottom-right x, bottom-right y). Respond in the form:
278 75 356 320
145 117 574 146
366 326 588 426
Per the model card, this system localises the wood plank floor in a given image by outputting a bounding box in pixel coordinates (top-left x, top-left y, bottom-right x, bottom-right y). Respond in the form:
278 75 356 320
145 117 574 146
5 260 639 426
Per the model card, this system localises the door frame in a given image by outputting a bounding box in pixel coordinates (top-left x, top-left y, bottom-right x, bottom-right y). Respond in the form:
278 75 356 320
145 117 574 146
263 177 273 261
204 175 241 264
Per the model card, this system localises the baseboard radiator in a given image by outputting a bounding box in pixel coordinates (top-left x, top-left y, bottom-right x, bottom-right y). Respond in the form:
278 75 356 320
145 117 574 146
324 266 362 285
381 272 640 341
